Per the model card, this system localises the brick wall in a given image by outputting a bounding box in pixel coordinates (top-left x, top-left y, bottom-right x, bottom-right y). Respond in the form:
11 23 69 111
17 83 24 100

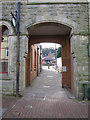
25 44 42 87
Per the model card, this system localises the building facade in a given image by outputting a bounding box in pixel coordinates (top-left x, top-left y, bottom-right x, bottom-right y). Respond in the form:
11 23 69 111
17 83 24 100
0 0 89 99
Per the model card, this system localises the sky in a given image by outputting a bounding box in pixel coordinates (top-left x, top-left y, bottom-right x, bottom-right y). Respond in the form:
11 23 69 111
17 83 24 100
40 43 61 49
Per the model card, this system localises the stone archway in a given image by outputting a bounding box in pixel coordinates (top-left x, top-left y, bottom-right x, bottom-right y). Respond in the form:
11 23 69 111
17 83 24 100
26 22 74 91
0 25 9 77
0 20 14 35
0 21 15 77
0 21 15 94
0 20 14 76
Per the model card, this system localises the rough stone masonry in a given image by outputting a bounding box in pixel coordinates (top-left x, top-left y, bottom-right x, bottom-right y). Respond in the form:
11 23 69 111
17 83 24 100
0 0 89 99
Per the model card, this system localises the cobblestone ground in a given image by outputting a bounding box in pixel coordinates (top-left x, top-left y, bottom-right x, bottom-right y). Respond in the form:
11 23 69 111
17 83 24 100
2 67 88 119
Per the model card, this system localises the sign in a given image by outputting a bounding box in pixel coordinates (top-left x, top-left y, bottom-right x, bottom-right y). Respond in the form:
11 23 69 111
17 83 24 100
62 66 67 72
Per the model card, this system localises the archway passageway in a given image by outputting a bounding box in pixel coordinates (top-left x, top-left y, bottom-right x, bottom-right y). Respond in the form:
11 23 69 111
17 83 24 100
24 65 67 98
25 22 74 93
1 2 89 118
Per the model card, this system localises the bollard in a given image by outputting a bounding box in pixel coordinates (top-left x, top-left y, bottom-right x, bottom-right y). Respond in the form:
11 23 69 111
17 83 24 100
83 83 87 100
48 66 50 69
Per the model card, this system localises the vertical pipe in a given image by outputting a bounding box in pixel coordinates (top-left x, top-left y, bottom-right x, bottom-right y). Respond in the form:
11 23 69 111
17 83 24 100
17 2 20 34
16 1 21 96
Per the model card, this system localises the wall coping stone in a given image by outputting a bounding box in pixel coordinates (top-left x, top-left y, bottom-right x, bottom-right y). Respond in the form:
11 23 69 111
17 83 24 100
27 0 88 4
0 0 88 4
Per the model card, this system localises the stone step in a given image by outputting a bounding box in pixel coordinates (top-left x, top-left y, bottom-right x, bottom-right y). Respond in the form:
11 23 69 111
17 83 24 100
0 80 14 95
0 74 11 80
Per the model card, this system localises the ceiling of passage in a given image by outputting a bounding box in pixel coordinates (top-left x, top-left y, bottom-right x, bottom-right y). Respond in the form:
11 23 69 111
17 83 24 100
28 22 72 36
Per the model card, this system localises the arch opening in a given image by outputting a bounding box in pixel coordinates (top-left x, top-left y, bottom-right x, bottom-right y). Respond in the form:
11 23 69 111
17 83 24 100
0 25 9 78
28 22 72 36
25 22 74 93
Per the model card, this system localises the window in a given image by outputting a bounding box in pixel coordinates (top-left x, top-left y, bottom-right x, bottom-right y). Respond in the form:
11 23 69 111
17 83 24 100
0 25 9 73
0 62 8 73
6 48 8 57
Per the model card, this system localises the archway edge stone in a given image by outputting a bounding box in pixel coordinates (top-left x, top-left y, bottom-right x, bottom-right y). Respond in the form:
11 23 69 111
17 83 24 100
21 19 75 35
0 20 14 35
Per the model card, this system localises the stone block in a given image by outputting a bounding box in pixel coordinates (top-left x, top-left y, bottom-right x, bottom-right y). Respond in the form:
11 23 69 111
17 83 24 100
0 80 14 95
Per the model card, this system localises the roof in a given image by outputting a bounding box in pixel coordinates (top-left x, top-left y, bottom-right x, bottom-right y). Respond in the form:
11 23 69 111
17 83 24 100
43 57 55 61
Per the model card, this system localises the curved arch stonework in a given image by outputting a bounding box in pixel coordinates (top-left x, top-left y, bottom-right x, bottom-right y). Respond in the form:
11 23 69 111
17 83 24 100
21 16 76 35
0 20 17 82
0 20 14 35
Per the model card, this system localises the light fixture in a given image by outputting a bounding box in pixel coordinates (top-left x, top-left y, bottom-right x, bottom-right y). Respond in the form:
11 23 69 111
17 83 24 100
12 17 16 27
11 11 17 28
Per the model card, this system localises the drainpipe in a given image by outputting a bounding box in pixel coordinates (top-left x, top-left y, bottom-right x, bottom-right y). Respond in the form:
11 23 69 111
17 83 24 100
16 1 21 97
88 1 90 84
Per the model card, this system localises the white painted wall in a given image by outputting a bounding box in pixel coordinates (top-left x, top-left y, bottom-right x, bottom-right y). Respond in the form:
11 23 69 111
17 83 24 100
57 57 62 67
57 57 62 72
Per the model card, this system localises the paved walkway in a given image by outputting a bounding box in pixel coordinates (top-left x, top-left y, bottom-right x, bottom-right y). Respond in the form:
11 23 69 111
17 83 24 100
24 66 67 98
2 67 88 119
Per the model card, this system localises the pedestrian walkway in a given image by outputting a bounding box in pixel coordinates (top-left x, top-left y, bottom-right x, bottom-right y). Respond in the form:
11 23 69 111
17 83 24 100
2 67 88 119
24 66 67 98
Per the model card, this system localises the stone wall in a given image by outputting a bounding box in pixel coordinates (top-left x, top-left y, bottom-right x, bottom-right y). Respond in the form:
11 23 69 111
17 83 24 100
71 35 88 98
21 3 88 35
20 2 89 98
0 80 14 95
